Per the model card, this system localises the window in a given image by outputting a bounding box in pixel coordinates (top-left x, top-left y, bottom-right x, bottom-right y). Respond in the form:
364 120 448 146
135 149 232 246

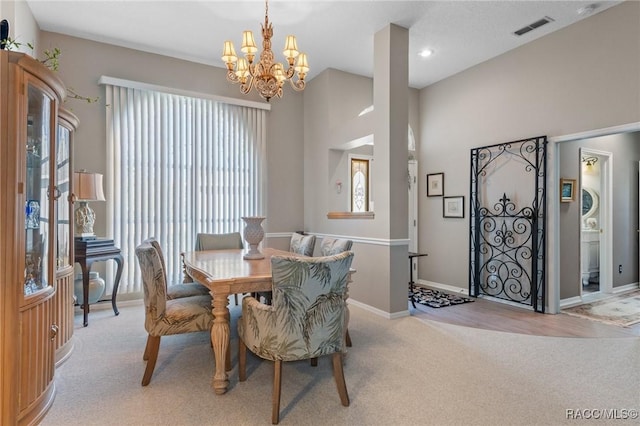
103 80 267 295
350 156 372 212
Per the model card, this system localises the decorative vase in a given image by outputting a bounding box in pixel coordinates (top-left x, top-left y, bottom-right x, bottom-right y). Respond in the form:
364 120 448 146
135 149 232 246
242 216 266 260
74 271 106 306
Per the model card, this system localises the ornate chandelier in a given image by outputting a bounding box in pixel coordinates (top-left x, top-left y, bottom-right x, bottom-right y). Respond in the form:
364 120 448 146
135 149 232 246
221 0 309 102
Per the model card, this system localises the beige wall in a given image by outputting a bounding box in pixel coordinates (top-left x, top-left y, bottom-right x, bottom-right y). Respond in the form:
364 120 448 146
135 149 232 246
39 31 305 239
303 64 419 314
418 2 640 302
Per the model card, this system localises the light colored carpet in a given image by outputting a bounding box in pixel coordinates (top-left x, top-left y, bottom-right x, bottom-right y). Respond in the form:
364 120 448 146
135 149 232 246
562 290 640 327
42 301 640 425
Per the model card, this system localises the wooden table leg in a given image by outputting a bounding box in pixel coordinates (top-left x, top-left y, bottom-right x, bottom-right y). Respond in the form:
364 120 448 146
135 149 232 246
210 291 231 394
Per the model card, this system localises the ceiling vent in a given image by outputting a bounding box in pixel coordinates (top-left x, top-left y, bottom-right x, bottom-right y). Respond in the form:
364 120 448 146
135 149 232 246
513 16 555 36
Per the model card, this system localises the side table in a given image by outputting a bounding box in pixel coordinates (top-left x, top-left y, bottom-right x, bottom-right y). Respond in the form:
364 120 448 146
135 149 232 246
408 252 428 309
74 238 124 326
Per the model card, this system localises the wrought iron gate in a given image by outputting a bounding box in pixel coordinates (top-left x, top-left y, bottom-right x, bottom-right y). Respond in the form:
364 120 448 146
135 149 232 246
469 136 547 312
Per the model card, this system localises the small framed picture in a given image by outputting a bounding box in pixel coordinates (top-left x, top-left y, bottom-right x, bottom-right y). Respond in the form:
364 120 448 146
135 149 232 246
560 178 576 202
426 172 444 197
443 196 464 218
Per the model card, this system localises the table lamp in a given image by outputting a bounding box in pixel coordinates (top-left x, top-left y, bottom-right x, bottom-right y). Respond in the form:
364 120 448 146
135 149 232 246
73 170 106 240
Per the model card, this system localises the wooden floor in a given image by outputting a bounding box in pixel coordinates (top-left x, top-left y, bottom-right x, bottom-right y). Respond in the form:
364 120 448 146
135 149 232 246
410 295 640 338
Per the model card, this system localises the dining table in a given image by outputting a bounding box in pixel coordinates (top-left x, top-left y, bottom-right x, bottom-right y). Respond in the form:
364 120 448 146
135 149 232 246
182 247 356 395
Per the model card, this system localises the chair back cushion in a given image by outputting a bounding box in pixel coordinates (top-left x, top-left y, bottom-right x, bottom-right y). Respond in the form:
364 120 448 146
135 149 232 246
143 237 167 277
135 241 167 330
289 232 316 256
320 237 353 256
240 252 354 361
195 232 244 251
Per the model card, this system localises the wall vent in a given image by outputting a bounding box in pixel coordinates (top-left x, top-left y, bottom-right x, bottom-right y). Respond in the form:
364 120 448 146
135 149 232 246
513 16 555 36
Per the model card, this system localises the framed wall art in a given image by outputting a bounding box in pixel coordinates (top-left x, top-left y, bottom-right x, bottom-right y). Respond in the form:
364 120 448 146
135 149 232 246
426 172 444 197
443 196 464 218
560 178 576 202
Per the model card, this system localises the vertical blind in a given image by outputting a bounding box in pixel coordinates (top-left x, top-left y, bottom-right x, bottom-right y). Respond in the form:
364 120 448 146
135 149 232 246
103 83 266 295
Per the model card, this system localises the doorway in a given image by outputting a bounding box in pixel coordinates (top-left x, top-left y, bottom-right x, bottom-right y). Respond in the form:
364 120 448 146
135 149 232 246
553 125 639 313
579 149 612 297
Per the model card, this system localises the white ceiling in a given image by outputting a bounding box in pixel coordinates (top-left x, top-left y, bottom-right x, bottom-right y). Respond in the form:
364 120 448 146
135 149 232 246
25 0 621 89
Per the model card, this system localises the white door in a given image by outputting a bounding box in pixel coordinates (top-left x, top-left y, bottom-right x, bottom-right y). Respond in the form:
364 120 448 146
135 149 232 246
580 148 613 297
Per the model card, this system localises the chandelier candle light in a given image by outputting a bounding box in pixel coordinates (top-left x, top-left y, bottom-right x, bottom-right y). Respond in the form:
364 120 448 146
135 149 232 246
221 0 309 101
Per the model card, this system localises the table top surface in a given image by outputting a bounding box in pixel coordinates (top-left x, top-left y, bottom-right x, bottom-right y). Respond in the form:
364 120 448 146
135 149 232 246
182 247 296 287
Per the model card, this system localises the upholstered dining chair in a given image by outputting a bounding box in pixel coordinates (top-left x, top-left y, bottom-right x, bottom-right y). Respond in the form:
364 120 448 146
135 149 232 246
289 232 316 256
195 232 244 251
237 251 354 424
320 237 353 256
315 237 355 358
143 237 210 300
193 232 245 305
135 240 214 386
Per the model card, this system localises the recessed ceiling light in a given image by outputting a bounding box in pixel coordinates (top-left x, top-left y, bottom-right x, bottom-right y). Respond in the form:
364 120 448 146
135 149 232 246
577 4 598 15
419 49 433 58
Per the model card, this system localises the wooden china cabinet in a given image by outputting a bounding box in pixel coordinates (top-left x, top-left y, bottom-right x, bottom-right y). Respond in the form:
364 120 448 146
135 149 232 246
0 51 75 425
53 107 78 366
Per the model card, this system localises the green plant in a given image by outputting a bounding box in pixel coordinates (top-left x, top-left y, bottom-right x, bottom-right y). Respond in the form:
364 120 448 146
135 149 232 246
1 37 98 104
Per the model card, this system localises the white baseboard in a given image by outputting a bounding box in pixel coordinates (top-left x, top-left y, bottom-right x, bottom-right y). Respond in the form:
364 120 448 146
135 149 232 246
612 282 639 294
416 279 469 296
348 298 410 320
559 296 583 309
78 298 143 313
560 282 639 308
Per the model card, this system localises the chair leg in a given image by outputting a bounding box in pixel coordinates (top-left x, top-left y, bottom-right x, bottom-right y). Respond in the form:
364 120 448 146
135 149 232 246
332 352 350 407
141 335 161 386
345 329 352 347
143 334 153 360
238 338 247 382
234 293 239 305
310 357 318 367
272 360 282 425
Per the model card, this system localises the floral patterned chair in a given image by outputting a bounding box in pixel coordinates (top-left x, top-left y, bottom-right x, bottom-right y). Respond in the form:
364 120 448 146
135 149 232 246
237 251 354 424
143 237 211 300
289 232 316 256
320 237 353 256
317 237 355 353
135 240 214 386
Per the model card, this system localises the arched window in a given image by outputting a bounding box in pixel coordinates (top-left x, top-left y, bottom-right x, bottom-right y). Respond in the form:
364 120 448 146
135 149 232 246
350 157 371 212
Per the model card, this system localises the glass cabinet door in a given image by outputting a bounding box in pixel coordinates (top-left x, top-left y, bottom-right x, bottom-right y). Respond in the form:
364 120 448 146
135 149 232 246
56 123 71 269
24 83 54 295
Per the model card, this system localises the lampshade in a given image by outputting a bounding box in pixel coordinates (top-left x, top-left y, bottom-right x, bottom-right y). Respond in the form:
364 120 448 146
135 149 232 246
73 171 106 202
221 41 238 63
283 35 299 59
295 53 309 74
241 31 257 54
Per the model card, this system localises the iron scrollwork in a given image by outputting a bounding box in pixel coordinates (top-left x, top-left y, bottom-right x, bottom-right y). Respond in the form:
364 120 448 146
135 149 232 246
470 136 547 312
